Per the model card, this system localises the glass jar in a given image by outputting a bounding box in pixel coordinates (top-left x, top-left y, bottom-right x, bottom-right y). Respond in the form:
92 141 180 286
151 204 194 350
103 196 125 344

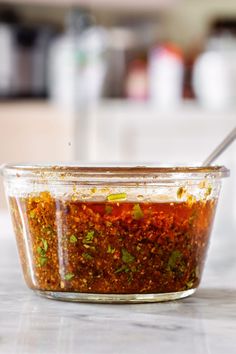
2 164 229 303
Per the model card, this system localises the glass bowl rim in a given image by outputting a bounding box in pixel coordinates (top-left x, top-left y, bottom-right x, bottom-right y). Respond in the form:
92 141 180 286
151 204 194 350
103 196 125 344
2 163 230 181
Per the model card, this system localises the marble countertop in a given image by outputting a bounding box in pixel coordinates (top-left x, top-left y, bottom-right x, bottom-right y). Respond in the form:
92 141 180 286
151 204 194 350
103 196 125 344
0 212 236 354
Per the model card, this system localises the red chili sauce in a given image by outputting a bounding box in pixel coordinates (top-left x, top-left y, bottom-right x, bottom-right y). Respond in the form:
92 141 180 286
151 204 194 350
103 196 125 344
9 191 216 294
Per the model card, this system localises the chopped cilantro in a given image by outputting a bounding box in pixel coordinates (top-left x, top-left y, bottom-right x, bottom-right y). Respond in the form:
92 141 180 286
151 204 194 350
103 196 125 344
37 239 48 266
186 280 194 289
70 235 78 243
132 204 144 220
115 265 130 274
83 230 94 244
107 245 116 254
41 225 54 235
39 256 48 266
37 246 46 257
41 238 48 252
107 193 127 202
122 248 135 264
64 273 74 281
82 252 93 260
37 246 43 255
167 250 183 271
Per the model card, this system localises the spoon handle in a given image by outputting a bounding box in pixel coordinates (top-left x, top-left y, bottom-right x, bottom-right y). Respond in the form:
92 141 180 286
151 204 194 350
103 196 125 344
203 126 236 166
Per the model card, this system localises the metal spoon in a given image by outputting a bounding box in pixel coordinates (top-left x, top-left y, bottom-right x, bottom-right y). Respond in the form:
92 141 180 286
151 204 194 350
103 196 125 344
202 126 236 166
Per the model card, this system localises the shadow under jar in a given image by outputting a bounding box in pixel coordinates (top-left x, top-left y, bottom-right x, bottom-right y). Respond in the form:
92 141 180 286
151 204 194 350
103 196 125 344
3 165 229 303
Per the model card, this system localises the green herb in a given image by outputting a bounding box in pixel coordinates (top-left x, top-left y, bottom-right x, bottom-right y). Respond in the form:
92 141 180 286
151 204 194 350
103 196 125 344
107 245 116 254
37 239 48 266
132 204 144 220
167 250 183 271
37 246 47 257
37 246 44 255
115 265 130 274
64 273 74 281
39 256 48 266
82 252 93 261
105 205 113 214
41 225 54 235
83 230 94 244
186 280 194 289
107 193 127 202
70 235 78 243
29 210 36 219
41 238 48 252
122 248 135 264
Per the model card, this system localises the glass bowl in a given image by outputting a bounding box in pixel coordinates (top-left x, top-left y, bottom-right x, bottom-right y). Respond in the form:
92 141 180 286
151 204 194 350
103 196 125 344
2 164 229 303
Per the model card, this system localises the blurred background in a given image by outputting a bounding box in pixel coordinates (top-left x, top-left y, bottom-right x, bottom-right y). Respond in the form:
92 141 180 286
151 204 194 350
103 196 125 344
0 0 235 247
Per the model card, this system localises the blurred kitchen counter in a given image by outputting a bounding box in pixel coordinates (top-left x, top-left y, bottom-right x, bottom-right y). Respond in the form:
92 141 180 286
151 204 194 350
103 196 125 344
0 211 236 354
0 100 74 209
0 100 74 163
1 99 235 164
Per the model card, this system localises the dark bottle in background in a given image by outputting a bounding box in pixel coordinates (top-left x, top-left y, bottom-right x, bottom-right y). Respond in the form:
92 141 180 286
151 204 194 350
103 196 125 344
13 25 55 98
0 7 57 99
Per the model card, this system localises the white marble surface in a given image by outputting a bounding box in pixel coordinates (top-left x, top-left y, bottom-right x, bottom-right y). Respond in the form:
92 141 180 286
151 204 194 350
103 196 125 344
0 212 236 354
